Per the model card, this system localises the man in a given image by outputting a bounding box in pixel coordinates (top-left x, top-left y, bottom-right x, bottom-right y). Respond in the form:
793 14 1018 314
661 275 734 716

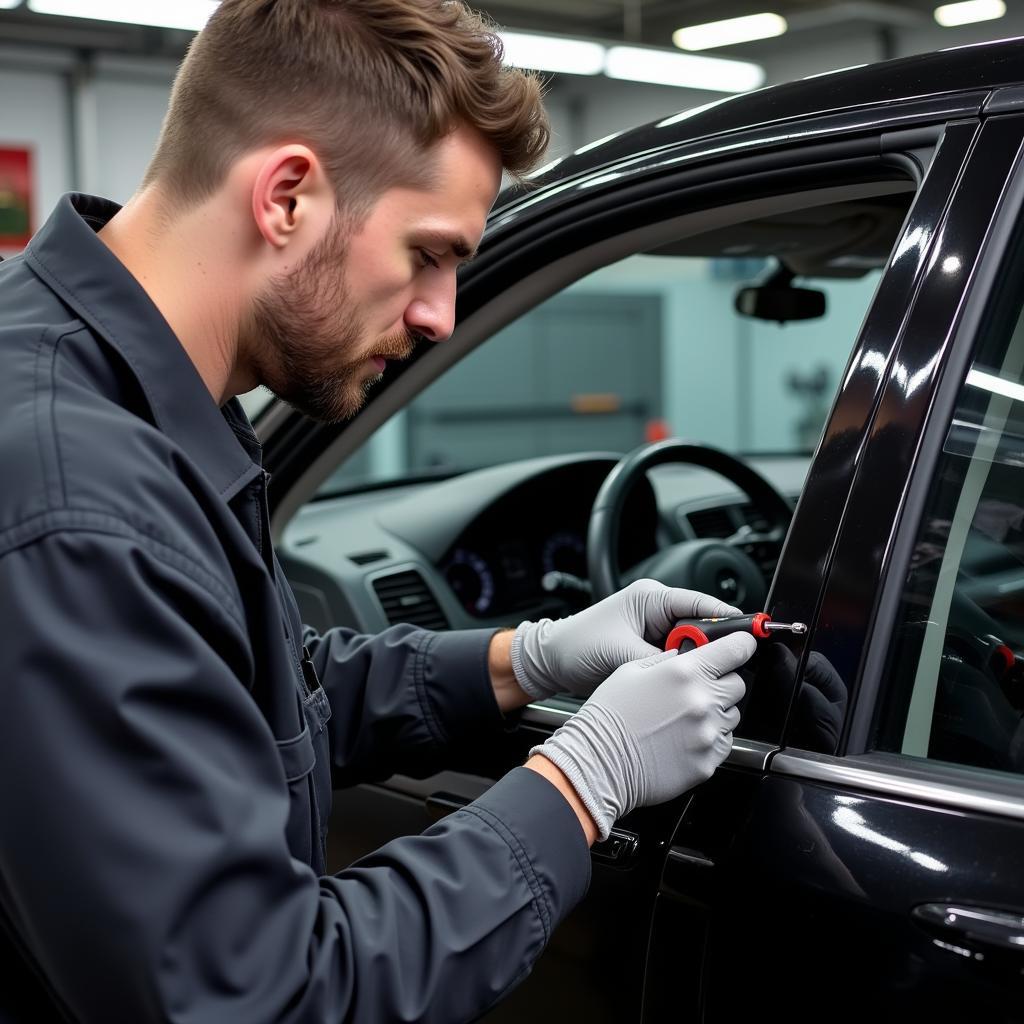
0 1 754 1020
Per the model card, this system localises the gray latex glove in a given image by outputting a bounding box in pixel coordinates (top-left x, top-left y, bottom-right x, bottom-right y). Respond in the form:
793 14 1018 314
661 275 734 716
531 632 755 840
510 578 740 701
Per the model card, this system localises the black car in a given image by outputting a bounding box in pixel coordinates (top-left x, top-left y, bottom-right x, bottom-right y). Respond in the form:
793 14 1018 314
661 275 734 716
256 37 1024 1021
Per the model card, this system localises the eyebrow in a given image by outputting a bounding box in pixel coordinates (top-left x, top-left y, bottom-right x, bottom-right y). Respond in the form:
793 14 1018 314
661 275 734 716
422 232 479 265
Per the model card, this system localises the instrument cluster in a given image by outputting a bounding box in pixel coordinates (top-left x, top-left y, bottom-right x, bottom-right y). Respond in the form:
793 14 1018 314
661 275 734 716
442 528 587 618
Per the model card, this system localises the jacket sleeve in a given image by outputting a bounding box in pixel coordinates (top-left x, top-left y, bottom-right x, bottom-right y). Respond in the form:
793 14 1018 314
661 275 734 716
0 526 591 1024
302 622 512 786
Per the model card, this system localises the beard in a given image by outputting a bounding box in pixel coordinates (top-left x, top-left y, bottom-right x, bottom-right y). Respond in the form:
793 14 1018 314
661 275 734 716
244 216 418 424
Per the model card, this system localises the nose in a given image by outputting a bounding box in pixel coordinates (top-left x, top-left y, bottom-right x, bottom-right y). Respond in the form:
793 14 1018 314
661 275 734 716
405 275 457 342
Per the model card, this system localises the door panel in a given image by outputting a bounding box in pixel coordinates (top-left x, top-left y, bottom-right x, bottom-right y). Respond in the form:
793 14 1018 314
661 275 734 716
660 769 1024 1021
327 722 691 1023
750 119 980 745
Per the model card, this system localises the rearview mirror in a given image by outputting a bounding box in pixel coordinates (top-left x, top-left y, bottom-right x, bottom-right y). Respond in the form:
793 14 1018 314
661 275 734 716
734 264 826 323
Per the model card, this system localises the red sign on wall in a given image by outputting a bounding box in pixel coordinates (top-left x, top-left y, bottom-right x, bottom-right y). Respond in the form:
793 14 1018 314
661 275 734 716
0 147 33 250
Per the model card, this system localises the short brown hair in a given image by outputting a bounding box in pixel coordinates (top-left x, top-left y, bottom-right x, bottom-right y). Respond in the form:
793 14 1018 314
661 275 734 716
144 0 549 213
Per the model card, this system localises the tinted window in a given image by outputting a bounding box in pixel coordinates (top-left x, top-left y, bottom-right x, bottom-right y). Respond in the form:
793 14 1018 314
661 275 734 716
874 259 1024 774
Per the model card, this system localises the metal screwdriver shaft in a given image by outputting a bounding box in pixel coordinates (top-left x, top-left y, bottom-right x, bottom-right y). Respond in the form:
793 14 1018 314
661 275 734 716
760 621 808 634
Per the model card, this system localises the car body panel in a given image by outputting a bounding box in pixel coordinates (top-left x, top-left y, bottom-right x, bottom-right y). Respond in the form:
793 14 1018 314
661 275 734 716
504 38 1024 207
647 767 1024 1021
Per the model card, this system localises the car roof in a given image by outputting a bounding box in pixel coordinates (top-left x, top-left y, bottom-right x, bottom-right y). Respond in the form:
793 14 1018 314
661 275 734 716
495 35 1024 213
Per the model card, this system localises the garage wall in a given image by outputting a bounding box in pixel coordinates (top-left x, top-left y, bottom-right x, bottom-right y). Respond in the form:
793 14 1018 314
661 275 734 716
568 256 877 456
90 57 178 203
0 48 72 252
0 48 178 227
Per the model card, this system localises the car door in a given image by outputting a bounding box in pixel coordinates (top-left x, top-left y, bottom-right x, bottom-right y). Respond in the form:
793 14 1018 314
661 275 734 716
300 121 978 1024
649 111 1024 1021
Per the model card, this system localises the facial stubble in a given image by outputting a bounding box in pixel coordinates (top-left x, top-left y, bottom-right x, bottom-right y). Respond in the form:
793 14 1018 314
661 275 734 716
246 217 417 423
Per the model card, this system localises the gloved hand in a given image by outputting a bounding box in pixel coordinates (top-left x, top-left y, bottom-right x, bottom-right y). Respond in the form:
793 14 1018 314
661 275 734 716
510 578 741 701
530 632 755 840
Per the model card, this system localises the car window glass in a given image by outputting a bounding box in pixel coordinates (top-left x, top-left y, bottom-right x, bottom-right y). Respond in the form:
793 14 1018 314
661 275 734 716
873 264 1024 777
238 385 275 421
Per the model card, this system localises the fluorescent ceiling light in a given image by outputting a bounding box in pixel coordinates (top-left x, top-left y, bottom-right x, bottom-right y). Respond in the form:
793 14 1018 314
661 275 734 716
499 31 604 76
606 46 764 93
967 368 1024 404
673 13 787 51
934 0 1005 27
27 0 219 31
0 0 23 8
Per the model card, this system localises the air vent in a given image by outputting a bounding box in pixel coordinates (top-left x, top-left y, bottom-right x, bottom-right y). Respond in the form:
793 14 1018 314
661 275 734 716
372 570 449 630
349 550 389 566
737 503 771 533
687 507 735 539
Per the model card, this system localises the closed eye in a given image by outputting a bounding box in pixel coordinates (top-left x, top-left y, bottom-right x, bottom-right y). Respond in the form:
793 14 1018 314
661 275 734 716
418 249 440 270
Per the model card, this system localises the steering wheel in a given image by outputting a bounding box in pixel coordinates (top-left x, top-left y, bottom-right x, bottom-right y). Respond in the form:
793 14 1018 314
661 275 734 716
587 440 794 605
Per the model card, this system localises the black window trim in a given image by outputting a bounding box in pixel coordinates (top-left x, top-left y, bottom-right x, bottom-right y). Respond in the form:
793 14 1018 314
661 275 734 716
834 113 1024 774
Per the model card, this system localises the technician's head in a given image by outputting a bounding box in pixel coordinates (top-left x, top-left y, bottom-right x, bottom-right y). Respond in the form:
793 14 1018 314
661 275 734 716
143 0 549 422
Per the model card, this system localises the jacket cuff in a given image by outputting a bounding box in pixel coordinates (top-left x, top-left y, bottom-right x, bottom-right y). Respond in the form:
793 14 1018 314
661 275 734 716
463 766 592 941
415 628 506 745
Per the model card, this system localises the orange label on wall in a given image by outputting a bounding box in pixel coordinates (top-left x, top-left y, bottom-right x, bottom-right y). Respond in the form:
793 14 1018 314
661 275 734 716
571 393 621 414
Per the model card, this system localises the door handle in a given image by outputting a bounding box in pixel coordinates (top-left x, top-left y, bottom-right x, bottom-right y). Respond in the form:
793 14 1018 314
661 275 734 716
592 827 639 865
912 903 1024 954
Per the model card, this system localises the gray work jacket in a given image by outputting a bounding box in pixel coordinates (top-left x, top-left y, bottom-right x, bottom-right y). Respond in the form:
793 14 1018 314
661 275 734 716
0 194 590 1023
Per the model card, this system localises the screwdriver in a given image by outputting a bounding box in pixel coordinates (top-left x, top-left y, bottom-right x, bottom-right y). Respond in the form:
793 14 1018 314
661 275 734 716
665 613 808 654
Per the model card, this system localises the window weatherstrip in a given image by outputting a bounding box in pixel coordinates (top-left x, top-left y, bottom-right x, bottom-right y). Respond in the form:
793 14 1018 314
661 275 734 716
523 702 574 729
772 750 1024 822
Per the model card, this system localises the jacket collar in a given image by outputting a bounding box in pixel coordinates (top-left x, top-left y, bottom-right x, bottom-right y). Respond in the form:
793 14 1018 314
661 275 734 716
24 193 261 501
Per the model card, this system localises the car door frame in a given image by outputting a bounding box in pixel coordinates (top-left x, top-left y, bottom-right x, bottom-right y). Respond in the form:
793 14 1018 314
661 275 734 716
647 110 1024 1022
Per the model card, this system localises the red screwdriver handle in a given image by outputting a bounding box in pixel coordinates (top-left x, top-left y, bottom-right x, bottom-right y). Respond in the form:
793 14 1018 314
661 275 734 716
664 624 711 651
665 612 773 652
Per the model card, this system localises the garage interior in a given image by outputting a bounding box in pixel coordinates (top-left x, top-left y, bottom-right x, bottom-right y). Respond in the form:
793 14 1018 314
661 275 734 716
0 0 1017 480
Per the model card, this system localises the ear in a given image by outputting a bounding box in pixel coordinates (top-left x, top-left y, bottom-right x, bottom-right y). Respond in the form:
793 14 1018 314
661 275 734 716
251 144 329 249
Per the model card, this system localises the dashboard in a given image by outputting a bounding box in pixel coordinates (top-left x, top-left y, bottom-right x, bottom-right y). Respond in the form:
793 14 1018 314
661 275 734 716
278 452 808 636
435 461 658 619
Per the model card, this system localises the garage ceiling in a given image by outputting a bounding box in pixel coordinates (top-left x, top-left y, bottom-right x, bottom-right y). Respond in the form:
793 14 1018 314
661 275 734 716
482 0 929 49
0 1 999 59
